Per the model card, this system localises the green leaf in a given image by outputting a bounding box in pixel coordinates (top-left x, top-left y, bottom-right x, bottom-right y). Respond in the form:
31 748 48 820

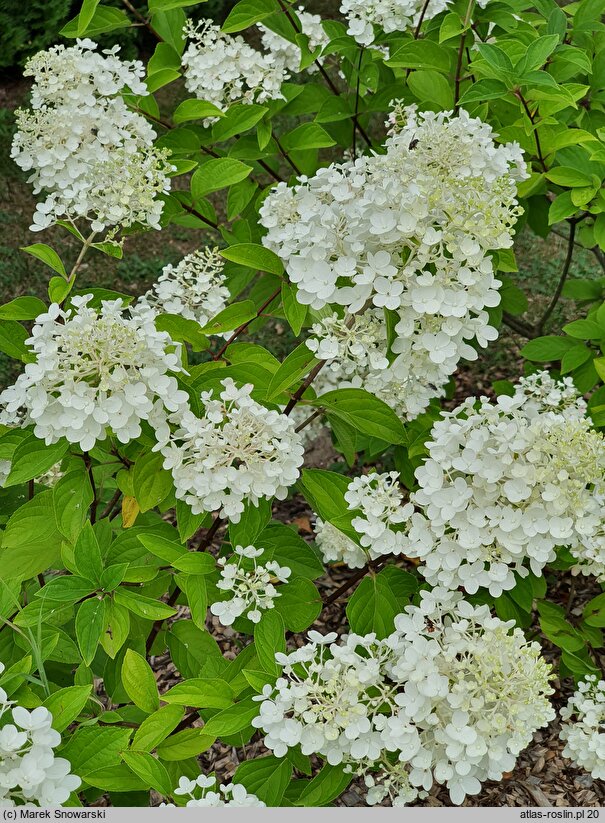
457 79 507 106
73 522 103 583
281 123 336 151
549 191 578 224
229 499 272 548
254 610 285 675
387 40 451 72
259 523 325 580
222 0 280 32
281 282 307 335
191 159 253 200
114 588 177 621
0 490 62 581
53 468 94 542
100 600 131 659
179 573 208 630
266 344 317 401
316 389 407 445
408 69 454 109
151 8 187 54
154 314 210 352
346 573 400 639
155 728 214 760
173 99 224 123
75 597 107 666
122 751 172 795
0 297 47 321
297 763 352 807
43 685 91 732
546 166 594 187
85 765 147 793
220 244 284 276
132 704 185 752
201 696 260 737
35 575 96 603
211 104 268 142
132 451 173 513
4 435 68 487
61 727 131 774
521 336 576 361
198 299 258 336
0 320 32 362
122 649 160 714
77 0 101 34
234 756 292 806
21 243 66 276
163 678 234 708
274 578 321 632
562 319 605 339
60 6 130 38
515 34 560 74
168 621 227 679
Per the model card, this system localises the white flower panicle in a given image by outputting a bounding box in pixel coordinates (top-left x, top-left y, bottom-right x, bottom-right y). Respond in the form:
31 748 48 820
315 471 412 569
314 519 368 569
210 544 291 626
166 774 265 807
404 373 605 595
340 0 449 44
12 39 172 233
157 379 304 522
560 676 605 780
259 8 328 73
138 248 230 327
0 296 189 452
340 0 491 44
262 107 526 419
253 592 554 806
0 664 81 806
345 472 413 558
182 20 287 121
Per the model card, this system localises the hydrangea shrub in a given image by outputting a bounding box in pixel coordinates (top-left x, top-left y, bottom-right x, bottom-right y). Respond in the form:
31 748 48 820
1 0 605 808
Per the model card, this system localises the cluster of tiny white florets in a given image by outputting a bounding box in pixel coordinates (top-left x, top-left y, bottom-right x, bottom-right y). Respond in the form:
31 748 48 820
253 591 554 806
258 8 328 73
210 544 291 626
340 0 448 44
165 775 265 807
0 296 189 452
138 248 230 328
11 39 172 233
315 471 412 568
261 107 527 419
559 676 605 780
0 664 81 806
403 372 605 595
340 0 491 44
182 21 287 122
156 379 304 522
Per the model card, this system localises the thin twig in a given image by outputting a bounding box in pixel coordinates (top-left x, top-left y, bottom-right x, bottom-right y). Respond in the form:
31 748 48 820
516 91 548 173
179 200 220 231
295 408 323 433
121 0 162 40
145 585 181 654
352 47 364 161
83 453 98 525
275 0 372 148
100 488 122 521
212 287 282 360
322 554 390 607
273 135 302 176
284 361 328 415
502 312 537 338
536 219 577 333
414 0 433 37
196 516 223 552
454 0 475 110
